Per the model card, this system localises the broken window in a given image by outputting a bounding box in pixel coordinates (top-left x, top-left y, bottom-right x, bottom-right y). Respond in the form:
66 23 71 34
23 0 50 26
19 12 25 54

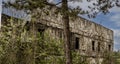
59 30 63 39
75 37 79 49
38 29 44 38
92 41 95 51
108 45 111 51
98 42 100 52
25 21 30 31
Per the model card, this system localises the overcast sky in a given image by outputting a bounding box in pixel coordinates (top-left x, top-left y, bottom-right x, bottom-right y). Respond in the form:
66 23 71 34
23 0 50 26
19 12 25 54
1 0 120 51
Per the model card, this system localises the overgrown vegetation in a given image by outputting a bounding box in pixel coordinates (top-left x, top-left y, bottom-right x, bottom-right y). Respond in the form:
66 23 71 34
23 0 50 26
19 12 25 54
0 18 89 64
2 0 120 64
0 18 64 64
101 50 120 64
113 51 120 64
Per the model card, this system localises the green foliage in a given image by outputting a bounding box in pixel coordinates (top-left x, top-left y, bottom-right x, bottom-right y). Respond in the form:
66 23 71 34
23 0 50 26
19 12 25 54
72 51 88 64
101 51 120 64
0 18 34 64
35 32 65 64
0 17 90 64
5 0 47 10
112 51 120 64
101 51 113 64
5 0 120 18
0 18 65 64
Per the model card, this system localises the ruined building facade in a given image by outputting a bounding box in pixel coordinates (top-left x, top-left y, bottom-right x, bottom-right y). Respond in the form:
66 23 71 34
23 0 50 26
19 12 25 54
34 6 113 64
1 5 113 64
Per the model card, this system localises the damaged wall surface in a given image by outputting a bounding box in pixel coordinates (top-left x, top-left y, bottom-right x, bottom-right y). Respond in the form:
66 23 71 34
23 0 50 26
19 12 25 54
1 5 114 64
34 6 113 64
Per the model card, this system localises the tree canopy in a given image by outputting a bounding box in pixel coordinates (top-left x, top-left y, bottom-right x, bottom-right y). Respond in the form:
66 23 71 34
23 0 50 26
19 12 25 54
4 0 120 18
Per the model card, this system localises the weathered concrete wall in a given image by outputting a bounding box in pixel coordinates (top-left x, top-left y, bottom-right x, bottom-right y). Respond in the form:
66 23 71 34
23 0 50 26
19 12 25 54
38 6 113 41
37 6 113 49
2 5 113 64
35 6 113 64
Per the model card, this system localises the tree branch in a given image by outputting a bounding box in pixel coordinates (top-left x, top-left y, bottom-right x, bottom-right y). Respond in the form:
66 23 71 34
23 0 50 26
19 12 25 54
55 2 62 5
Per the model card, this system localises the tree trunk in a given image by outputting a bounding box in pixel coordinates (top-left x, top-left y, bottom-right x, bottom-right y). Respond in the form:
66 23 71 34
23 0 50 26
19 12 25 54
62 0 72 64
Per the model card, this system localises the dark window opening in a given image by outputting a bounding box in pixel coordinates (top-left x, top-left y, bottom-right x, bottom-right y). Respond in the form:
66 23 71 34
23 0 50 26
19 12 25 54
55 30 57 36
25 21 30 31
75 37 79 49
59 31 62 39
98 42 100 52
38 29 44 33
38 29 44 38
92 41 95 51
109 45 111 51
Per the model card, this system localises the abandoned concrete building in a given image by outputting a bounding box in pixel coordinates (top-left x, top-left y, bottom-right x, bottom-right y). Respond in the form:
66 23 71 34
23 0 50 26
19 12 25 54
1 4 113 64
36 6 114 64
